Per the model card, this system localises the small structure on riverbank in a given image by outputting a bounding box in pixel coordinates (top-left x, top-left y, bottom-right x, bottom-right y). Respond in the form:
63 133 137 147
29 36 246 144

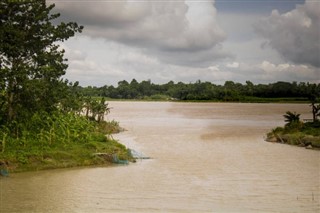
0 169 9 177
0 161 9 177
93 153 129 165
128 149 151 160
93 149 150 165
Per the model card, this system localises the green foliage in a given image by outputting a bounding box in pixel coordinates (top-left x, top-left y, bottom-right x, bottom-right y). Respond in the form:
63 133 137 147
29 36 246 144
0 0 83 124
0 111 131 172
283 111 301 127
83 97 110 122
302 121 320 136
271 127 284 135
77 79 319 102
267 109 320 149
97 120 122 134
147 94 171 100
0 1 132 173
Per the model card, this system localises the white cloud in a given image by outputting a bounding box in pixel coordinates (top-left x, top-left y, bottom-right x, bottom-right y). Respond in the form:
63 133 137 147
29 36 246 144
226 62 239 68
254 0 320 67
235 61 319 83
53 0 229 67
208 65 220 71
209 61 319 84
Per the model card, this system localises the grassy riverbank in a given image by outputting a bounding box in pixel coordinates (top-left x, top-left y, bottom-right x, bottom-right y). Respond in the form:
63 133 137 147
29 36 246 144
0 112 132 173
266 121 320 149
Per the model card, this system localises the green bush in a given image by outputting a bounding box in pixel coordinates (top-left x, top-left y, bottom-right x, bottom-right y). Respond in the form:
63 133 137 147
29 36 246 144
266 120 320 149
0 111 131 172
283 121 304 133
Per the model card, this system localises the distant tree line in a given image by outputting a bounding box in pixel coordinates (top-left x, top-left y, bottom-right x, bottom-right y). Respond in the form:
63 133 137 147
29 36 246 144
78 79 320 102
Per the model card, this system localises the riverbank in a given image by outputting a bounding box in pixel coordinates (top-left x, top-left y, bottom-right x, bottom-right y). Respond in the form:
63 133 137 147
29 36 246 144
0 137 130 174
99 97 310 103
266 121 320 149
0 114 132 174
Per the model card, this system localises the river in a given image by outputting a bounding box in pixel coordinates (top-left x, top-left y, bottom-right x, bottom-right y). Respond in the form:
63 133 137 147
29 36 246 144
0 102 319 212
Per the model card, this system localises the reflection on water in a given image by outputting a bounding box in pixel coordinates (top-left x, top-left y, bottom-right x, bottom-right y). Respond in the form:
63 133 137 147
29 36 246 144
1 102 319 212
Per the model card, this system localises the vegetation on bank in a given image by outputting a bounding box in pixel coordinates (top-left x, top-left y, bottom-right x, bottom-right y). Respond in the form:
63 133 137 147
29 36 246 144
79 79 319 102
0 113 131 173
0 1 131 174
267 120 320 149
266 100 320 149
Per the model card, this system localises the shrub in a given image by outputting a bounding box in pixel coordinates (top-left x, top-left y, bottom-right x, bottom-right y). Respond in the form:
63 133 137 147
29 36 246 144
0 111 131 172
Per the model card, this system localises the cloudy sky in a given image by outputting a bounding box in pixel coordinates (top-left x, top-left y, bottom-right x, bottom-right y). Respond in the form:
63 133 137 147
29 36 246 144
50 0 320 86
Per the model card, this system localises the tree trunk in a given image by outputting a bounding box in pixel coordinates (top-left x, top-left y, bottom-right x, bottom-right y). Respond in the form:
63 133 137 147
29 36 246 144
312 103 316 122
6 80 16 122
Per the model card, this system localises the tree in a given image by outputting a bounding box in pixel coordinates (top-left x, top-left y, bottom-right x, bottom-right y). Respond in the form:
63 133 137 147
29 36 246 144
96 98 111 122
312 104 320 121
283 111 301 126
83 97 110 122
307 85 320 122
0 0 83 124
309 96 320 122
271 81 293 97
245 81 254 96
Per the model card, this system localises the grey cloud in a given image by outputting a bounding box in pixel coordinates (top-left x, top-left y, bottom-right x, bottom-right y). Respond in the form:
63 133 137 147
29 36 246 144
254 0 320 67
155 44 232 67
53 1 150 27
52 0 229 67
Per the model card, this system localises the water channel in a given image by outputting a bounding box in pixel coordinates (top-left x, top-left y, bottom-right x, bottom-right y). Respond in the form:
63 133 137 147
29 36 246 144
0 102 319 212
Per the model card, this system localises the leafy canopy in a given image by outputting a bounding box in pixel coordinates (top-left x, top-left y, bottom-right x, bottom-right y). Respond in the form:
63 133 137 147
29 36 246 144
0 0 83 124
283 111 301 126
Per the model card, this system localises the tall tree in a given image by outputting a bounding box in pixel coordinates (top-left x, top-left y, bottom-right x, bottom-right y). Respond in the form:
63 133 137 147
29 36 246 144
0 0 83 123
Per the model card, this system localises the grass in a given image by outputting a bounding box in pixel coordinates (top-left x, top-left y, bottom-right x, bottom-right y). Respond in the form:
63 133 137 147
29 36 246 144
266 121 320 149
1 138 131 173
0 112 132 173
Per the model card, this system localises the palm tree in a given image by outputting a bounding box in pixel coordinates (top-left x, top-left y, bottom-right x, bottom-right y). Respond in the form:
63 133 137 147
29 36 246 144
97 98 111 122
283 111 300 126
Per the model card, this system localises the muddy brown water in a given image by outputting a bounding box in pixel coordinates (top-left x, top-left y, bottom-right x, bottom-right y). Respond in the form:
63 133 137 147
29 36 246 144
0 102 319 212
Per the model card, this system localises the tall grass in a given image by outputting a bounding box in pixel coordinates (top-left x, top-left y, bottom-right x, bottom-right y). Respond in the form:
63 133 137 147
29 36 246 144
0 111 131 172
266 121 320 148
